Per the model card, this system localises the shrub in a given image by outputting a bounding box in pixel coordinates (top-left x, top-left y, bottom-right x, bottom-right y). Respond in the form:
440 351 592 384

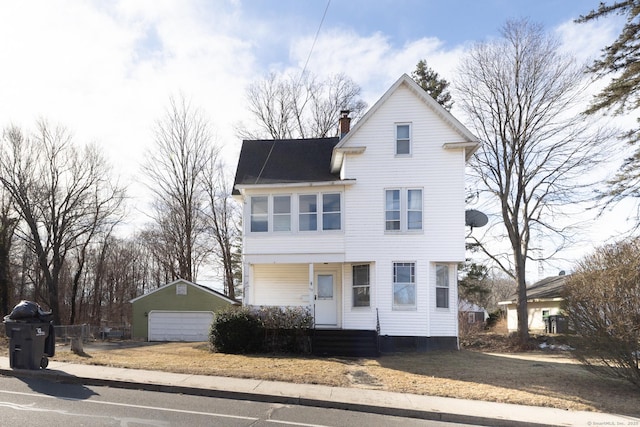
253 306 312 353
209 306 264 354
209 306 312 354
563 238 640 389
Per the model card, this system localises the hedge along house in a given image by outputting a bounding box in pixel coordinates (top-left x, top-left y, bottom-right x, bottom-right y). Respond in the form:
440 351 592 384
233 74 479 355
130 279 239 341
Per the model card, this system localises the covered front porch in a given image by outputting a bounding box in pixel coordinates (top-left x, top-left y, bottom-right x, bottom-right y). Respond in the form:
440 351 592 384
243 262 345 328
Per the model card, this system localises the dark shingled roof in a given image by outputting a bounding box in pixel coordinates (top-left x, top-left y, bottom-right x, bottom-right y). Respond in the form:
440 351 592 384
506 275 569 303
233 138 341 194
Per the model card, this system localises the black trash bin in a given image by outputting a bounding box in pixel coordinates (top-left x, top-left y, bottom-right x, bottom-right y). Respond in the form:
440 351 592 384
3 301 55 370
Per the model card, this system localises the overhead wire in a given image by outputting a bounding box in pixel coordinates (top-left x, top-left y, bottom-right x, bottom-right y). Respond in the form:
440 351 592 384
255 0 331 185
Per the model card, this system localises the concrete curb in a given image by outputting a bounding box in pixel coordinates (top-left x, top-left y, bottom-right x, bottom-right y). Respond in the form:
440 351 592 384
0 362 637 427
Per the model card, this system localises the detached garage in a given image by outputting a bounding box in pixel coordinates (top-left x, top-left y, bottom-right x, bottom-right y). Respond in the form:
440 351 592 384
130 279 239 342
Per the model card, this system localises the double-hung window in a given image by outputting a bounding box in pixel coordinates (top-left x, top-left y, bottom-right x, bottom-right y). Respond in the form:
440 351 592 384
385 188 423 231
250 196 268 232
300 193 341 231
273 195 291 231
322 193 341 230
396 123 411 155
393 262 416 309
299 195 318 231
352 264 370 307
385 190 401 231
436 264 449 308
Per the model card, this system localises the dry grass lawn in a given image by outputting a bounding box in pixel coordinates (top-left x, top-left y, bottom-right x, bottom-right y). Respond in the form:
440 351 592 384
1 332 637 417
31 338 638 418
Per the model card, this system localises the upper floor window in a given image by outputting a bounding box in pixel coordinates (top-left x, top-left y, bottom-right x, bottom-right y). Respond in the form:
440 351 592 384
250 196 268 232
273 195 291 232
249 193 342 234
299 194 318 231
407 189 423 230
385 190 401 231
300 193 342 232
436 264 449 309
323 193 341 230
385 188 423 232
396 123 411 155
393 262 416 309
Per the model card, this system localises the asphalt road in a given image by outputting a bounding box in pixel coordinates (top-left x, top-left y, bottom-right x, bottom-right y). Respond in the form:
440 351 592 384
0 375 475 427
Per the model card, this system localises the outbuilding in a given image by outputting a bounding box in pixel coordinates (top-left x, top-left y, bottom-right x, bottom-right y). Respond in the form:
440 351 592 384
130 279 239 341
498 273 569 334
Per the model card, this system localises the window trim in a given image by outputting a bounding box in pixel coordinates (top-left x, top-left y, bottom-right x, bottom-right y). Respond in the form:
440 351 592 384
298 194 318 231
273 194 292 232
395 123 412 156
322 192 342 231
435 263 450 309
393 261 417 310
352 264 371 308
385 188 423 232
248 192 343 234
249 195 269 233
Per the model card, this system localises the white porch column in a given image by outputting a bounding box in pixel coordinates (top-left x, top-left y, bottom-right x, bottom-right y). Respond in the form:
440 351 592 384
308 263 314 312
242 261 251 306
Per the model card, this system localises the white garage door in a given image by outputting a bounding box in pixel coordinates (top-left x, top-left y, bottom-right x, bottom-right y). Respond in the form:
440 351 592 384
148 311 214 342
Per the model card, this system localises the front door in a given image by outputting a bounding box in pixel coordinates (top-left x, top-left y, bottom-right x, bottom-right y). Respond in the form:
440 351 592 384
315 273 337 326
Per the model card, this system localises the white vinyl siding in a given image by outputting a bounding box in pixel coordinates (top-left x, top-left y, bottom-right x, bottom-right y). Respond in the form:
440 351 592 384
242 82 468 338
251 264 309 306
340 83 465 337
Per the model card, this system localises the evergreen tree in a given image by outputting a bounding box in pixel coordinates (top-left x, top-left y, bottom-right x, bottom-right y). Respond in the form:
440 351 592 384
411 59 453 111
578 2 640 204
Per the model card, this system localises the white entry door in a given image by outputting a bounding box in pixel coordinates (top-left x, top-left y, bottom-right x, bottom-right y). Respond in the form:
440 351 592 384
315 273 337 326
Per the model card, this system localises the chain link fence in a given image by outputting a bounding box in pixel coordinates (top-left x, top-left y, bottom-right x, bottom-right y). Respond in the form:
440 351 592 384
54 324 131 343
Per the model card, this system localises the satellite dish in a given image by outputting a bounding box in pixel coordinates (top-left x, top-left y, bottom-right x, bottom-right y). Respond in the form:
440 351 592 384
465 209 488 228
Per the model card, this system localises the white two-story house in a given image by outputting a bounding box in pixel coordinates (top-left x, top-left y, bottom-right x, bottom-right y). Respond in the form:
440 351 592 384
232 74 479 353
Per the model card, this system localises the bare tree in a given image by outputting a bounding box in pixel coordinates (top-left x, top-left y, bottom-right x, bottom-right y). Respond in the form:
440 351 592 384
142 95 221 282
239 71 367 139
0 189 18 316
202 161 241 299
0 121 126 324
456 19 611 345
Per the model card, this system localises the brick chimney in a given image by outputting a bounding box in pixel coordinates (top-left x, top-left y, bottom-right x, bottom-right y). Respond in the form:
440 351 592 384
339 110 351 138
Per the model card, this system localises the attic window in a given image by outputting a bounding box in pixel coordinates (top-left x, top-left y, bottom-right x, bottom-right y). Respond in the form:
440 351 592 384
396 123 411 155
176 284 187 295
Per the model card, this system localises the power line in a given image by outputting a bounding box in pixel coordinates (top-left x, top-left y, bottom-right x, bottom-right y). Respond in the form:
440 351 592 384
300 0 330 78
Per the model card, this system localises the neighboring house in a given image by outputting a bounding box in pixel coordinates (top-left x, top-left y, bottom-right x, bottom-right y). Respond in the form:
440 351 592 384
130 278 239 342
232 74 479 352
459 300 488 326
498 274 569 334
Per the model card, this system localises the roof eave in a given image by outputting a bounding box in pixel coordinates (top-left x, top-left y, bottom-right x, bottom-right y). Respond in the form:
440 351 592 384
443 141 481 161
235 179 357 196
330 146 366 173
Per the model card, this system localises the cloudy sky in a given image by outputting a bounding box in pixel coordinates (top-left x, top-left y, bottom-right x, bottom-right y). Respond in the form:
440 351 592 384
0 1 630 277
